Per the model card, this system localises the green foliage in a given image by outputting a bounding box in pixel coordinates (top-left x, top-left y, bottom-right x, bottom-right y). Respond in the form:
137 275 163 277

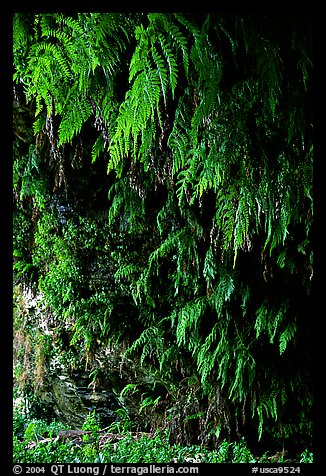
13 13 313 452
108 14 191 175
300 449 313 463
13 413 313 463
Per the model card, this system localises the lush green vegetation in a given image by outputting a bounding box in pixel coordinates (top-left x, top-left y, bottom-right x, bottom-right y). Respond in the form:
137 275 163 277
13 411 313 464
13 13 313 462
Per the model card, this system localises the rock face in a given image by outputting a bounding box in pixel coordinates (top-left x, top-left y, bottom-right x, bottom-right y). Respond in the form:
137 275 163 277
14 285 158 430
14 285 124 428
36 347 159 430
44 373 120 428
37 346 147 429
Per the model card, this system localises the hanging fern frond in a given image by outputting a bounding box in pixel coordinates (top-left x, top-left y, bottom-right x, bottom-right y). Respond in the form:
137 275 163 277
58 94 92 145
108 13 195 174
228 344 256 402
165 18 189 77
215 188 237 252
157 33 179 99
209 269 235 317
91 134 105 163
239 17 283 120
252 385 287 441
203 245 217 283
125 325 163 365
173 295 208 348
279 321 297 355
233 188 253 266
150 44 169 107
167 103 191 177
196 322 220 383
254 301 292 353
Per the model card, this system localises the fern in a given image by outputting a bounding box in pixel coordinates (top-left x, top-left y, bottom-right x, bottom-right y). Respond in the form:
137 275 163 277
229 347 256 402
120 383 138 398
240 18 282 120
173 13 201 43
216 324 232 390
32 114 46 136
196 323 220 383
114 264 139 282
108 13 195 174
261 44 282 119
254 301 288 347
254 389 280 440
91 135 105 163
218 274 235 302
134 227 187 304
125 325 163 365
107 192 124 227
279 322 297 355
173 296 207 348
203 245 217 283
166 17 189 77
58 93 92 145
150 44 169 107
14 13 313 446
157 33 178 99
168 128 189 179
233 190 251 266
155 191 179 237
215 189 237 252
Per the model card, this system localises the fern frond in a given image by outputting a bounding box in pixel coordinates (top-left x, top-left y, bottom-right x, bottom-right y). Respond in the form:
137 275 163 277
260 44 282 119
165 17 189 77
203 245 217 283
173 13 201 43
54 13 85 38
279 322 297 354
209 270 235 317
91 135 105 163
158 33 178 99
129 24 149 82
150 44 169 107
156 191 179 236
147 228 187 274
174 296 207 347
58 94 92 145
168 127 189 177
13 13 30 55
107 188 124 226
254 388 280 440
126 325 163 365
254 301 289 348
215 189 236 251
33 113 46 136
233 190 251 266
114 263 140 282
31 42 71 80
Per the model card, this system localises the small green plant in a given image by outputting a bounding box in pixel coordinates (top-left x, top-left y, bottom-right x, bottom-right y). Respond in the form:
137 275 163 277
209 438 256 463
82 411 101 438
13 406 29 439
300 448 313 463
108 407 134 433
81 411 101 462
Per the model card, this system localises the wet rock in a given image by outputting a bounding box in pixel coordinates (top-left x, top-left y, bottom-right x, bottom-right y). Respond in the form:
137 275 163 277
39 372 121 428
14 285 160 430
